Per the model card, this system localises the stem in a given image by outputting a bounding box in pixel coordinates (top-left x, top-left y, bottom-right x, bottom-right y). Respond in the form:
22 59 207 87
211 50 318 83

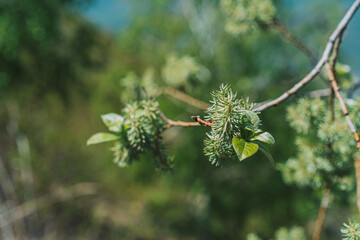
158 109 211 133
329 29 345 122
312 188 330 240
257 0 360 112
159 87 210 110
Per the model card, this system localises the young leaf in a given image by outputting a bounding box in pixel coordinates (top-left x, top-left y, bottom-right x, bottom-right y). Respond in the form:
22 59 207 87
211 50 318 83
101 113 124 133
250 132 275 145
255 141 274 166
232 137 259 161
244 110 260 128
87 132 121 145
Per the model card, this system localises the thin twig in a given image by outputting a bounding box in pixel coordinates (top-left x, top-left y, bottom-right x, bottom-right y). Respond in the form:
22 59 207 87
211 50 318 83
312 188 330 240
256 0 360 112
158 109 209 132
191 116 213 127
159 87 210 110
329 29 345 121
325 63 360 150
271 18 316 64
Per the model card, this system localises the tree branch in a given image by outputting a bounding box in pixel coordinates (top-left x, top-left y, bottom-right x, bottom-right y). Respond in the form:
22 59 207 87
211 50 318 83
256 0 360 112
325 63 360 150
312 188 330 240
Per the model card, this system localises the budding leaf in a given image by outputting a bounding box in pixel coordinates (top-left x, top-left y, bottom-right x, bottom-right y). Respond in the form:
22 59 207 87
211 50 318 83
87 132 121 145
244 110 260 128
101 113 124 133
250 132 275 145
232 137 259 161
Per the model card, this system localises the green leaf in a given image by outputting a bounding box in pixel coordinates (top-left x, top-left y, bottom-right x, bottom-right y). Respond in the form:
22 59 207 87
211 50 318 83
87 132 121 145
250 132 275 144
244 110 260 128
232 137 259 161
255 141 274 166
101 113 124 133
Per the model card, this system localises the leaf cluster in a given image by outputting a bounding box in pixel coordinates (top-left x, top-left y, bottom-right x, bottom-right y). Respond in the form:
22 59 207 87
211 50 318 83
204 84 275 166
87 99 173 170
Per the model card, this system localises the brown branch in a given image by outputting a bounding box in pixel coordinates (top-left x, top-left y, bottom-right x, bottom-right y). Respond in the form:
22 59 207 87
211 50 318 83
325 63 360 216
271 18 316 64
271 18 332 87
329 29 345 121
191 116 213 127
325 63 360 150
158 109 210 133
312 188 330 240
256 0 360 112
355 155 360 213
159 87 210 110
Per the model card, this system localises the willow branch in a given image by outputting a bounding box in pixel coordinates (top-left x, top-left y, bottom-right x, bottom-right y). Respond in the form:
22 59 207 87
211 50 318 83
257 0 360 112
312 188 330 240
159 87 210 110
329 29 345 121
325 64 360 150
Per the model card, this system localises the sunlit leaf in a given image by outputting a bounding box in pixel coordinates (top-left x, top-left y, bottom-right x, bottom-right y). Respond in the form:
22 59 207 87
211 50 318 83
87 132 121 145
250 132 275 144
101 113 124 132
232 137 259 161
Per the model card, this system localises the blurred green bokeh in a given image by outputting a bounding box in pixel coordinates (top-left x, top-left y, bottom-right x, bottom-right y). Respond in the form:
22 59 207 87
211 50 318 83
0 0 358 239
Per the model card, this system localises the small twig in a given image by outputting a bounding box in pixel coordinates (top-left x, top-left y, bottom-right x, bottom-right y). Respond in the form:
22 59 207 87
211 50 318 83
191 116 213 127
312 188 330 240
325 64 360 150
329 29 345 121
271 18 331 86
157 109 209 133
257 0 360 112
271 18 316 63
159 87 210 110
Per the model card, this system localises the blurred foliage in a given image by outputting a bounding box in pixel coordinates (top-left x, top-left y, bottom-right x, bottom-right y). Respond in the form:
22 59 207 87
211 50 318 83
0 0 358 239
280 97 359 192
0 0 107 98
247 226 307 240
221 0 276 35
